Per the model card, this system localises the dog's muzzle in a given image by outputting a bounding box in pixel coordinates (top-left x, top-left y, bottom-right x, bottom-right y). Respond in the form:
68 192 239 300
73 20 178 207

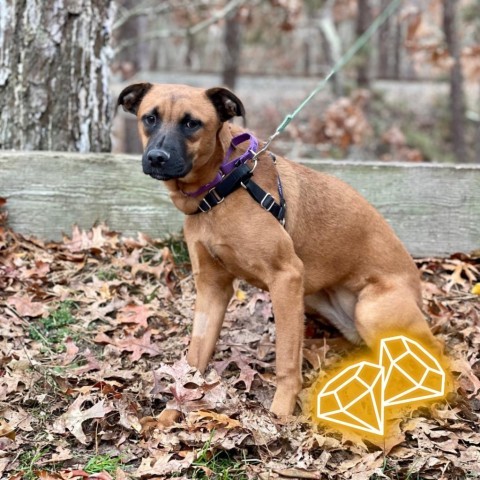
142 149 192 180
146 148 170 169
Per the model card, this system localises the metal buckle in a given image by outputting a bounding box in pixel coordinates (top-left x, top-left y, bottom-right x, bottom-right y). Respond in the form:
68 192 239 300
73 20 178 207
208 188 224 204
198 198 212 212
280 217 286 227
261 193 275 212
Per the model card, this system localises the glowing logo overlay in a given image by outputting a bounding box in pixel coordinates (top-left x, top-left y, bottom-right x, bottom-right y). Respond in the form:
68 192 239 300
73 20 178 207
316 336 446 436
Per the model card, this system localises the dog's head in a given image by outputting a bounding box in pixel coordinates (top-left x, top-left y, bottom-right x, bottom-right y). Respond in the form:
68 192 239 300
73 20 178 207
117 83 245 181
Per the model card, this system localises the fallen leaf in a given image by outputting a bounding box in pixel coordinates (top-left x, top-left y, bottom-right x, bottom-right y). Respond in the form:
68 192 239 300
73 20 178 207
94 330 160 361
6 294 48 318
0 419 15 440
273 468 321 479
135 451 194 477
187 410 242 430
117 304 152 330
52 395 113 444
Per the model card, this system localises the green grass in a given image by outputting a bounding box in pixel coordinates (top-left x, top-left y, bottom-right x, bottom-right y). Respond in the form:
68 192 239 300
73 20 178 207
97 269 118 281
84 454 122 476
29 300 77 352
188 434 250 480
139 234 190 276
162 234 190 267
17 448 49 480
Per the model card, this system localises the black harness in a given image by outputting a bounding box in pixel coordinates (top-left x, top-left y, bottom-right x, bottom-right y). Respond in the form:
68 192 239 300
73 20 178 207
194 153 287 226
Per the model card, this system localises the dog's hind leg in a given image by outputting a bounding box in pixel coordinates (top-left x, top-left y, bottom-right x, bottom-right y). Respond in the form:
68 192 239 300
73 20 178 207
353 283 440 353
186 242 235 373
304 289 362 345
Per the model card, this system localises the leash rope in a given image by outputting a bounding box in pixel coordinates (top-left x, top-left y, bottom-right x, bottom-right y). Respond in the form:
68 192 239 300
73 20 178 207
252 0 402 160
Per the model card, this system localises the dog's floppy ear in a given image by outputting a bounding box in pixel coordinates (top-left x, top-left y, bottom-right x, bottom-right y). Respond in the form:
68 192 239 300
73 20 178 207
117 82 152 115
206 87 245 122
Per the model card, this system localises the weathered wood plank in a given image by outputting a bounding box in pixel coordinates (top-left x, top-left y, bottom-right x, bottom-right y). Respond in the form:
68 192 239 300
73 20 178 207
303 160 480 256
1 151 479 256
0 151 184 241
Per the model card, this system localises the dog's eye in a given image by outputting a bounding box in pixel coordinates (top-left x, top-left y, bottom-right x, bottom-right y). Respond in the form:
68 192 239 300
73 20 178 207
143 115 156 127
184 119 202 130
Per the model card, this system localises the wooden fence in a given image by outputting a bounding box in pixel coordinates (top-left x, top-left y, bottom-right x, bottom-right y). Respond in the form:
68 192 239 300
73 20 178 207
1 151 479 257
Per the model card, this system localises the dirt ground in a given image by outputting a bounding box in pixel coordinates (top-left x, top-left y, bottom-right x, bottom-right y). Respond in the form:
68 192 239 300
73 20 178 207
1 201 480 479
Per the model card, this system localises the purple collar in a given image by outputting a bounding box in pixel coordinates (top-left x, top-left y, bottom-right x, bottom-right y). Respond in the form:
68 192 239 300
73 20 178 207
182 132 258 198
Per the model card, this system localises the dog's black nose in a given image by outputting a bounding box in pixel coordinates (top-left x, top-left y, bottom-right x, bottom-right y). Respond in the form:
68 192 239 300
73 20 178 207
147 149 170 168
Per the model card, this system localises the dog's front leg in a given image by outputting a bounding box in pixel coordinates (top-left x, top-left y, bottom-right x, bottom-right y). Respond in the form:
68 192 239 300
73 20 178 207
156 244 233 428
187 244 234 373
268 256 305 417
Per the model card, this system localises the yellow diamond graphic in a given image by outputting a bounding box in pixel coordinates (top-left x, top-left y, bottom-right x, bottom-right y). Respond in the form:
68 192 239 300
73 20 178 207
315 335 447 436
317 361 384 435
380 336 445 407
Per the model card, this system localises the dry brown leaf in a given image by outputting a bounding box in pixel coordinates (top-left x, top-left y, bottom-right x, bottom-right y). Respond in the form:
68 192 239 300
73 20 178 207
273 468 321 479
0 418 15 440
37 446 73 465
6 294 48 318
61 338 79 366
116 304 152 330
52 395 114 444
94 330 160 361
214 348 264 392
2 406 33 432
187 410 242 430
450 357 480 397
154 358 228 414
135 451 195 477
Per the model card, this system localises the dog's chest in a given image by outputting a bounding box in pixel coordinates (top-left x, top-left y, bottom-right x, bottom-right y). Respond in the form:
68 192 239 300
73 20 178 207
203 238 268 290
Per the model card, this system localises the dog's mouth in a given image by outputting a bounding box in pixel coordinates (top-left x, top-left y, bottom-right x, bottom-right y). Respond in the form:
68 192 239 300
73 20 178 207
147 171 177 181
143 164 192 181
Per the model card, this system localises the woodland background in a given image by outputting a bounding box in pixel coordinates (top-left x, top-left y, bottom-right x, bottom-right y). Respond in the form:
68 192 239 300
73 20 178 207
0 0 480 162
1 1 480 480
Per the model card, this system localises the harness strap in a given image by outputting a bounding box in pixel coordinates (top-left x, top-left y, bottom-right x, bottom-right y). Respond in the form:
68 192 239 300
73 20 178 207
183 133 258 198
195 154 287 226
197 163 252 213
241 177 286 226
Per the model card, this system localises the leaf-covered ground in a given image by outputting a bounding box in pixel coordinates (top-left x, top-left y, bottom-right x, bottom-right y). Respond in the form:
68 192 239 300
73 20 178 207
1 201 480 479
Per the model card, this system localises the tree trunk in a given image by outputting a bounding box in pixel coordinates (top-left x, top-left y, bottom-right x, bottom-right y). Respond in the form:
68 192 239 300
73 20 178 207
114 0 150 77
476 83 480 163
319 0 344 96
443 0 468 162
0 0 115 152
377 0 391 79
222 10 242 89
356 0 372 87
393 13 402 79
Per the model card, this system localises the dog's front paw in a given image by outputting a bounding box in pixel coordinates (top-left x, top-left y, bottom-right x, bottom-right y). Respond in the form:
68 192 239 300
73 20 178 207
156 408 182 428
270 391 298 418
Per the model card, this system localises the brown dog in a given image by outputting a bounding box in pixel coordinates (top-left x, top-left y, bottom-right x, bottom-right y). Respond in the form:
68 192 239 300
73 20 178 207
118 83 438 417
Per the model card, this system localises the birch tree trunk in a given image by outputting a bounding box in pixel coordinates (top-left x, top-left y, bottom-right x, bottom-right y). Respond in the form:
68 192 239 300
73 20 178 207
319 0 344 96
0 0 115 152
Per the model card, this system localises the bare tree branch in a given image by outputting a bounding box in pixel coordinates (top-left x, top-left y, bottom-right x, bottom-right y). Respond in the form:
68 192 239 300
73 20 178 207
113 0 209 31
114 0 252 55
